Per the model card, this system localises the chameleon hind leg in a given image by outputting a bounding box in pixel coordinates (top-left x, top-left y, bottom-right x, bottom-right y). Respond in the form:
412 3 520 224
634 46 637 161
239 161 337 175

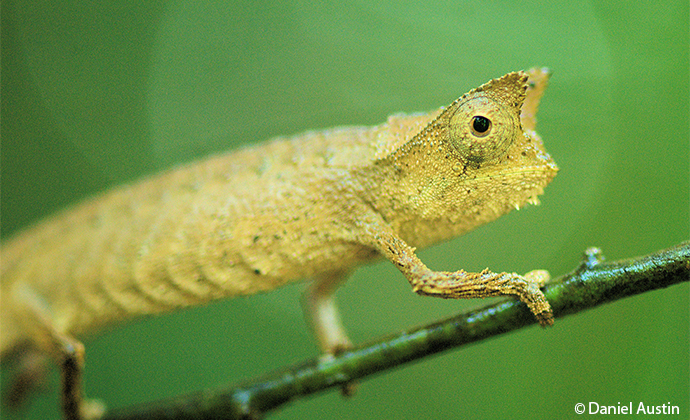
10 284 104 420
55 332 106 420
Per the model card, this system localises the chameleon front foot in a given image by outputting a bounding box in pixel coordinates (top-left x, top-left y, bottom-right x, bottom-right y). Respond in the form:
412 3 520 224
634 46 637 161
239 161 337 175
522 269 554 327
411 268 554 327
303 271 353 356
303 272 358 397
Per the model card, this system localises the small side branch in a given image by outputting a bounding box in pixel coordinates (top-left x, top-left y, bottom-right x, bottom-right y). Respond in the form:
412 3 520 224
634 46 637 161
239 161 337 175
104 241 690 420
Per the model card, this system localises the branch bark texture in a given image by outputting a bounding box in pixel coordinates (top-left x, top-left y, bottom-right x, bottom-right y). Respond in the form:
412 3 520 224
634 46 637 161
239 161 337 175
104 241 690 420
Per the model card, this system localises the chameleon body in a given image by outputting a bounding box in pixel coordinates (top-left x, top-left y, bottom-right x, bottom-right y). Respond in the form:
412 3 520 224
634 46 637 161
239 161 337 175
0 69 557 419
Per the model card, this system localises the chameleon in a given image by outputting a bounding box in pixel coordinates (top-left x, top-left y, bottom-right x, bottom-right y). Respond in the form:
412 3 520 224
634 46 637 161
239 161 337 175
0 68 557 419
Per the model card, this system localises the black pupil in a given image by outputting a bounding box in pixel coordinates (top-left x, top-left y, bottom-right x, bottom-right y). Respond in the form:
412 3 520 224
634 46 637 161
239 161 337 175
472 116 490 133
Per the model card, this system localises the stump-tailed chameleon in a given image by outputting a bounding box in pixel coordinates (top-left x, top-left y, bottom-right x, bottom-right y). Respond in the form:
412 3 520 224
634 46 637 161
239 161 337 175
1 68 557 419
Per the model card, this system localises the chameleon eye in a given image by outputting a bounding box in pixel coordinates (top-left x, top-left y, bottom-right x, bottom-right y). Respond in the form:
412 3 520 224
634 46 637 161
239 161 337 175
471 116 491 136
447 95 520 164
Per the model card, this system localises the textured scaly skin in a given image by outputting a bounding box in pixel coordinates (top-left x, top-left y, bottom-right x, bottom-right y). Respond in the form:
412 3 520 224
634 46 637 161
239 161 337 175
1 70 557 360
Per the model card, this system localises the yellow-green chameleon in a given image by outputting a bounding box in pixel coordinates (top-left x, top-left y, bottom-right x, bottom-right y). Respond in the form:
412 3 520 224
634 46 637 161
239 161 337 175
1 68 557 419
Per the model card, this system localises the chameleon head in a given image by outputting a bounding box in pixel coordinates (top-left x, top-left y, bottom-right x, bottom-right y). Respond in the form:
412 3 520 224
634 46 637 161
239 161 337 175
396 69 557 243
361 69 557 245
445 69 558 200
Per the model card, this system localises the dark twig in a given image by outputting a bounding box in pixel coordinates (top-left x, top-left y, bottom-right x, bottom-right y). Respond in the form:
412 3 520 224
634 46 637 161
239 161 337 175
104 241 690 420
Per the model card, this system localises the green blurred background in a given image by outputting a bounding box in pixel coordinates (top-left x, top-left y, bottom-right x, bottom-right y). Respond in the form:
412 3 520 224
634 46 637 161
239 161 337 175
1 1 687 419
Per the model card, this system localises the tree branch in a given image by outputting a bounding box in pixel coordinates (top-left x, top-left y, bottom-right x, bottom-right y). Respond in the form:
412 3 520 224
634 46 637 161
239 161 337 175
104 241 690 420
